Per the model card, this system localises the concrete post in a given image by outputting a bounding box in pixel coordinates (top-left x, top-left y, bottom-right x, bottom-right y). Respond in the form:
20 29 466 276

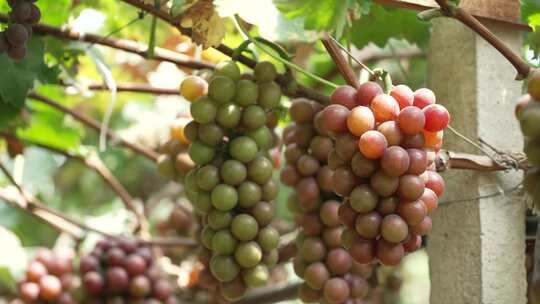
426 17 526 304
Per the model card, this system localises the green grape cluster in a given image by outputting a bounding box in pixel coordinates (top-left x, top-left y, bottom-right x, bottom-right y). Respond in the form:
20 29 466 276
519 70 540 211
1 0 41 60
281 98 372 304
182 60 281 301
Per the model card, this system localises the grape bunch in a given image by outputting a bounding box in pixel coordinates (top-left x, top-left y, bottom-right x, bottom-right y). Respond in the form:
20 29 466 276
180 60 281 301
17 248 77 304
281 98 372 304
318 82 448 266
519 69 540 210
156 116 196 182
80 238 175 303
1 0 41 60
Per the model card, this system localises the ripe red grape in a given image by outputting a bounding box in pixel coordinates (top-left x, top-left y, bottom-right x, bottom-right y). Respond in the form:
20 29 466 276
356 82 383 106
358 130 387 159
398 106 425 135
423 104 450 132
331 85 358 109
413 88 436 109
390 85 414 109
371 94 399 122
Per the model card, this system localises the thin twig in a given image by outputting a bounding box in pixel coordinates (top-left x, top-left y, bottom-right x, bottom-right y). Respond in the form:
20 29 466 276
28 93 159 162
0 14 214 70
235 283 300 304
0 162 197 247
61 81 181 95
321 34 359 88
22 139 148 234
439 182 522 205
432 0 531 79
446 125 504 167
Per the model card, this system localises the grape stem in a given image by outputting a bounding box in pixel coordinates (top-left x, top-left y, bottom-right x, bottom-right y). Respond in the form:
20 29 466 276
233 15 339 89
0 161 198 247
28 93 159 162
321 34 359 88
431 0 531 80
235 283 301 304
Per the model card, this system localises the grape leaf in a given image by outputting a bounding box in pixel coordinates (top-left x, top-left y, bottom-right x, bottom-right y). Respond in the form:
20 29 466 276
350 5 430 49
522 0 540 59
17 102 81 151
0 102 22 130
179 0 226 48
0 37 56 108
274 0 360 38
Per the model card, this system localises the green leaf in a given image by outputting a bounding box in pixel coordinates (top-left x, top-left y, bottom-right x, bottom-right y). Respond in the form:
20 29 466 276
274 0 359 38
523 0 540 22
0 102 22 130
350 5 430 49
0 37 47 107
16 102 81 151
0 267 16 294
0 226 27 279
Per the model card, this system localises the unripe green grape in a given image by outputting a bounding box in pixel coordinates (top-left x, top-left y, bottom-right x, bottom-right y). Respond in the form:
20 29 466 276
193 191 212 214
231 214 259 241
242 264 269 288
293 256 307 278
189 141 215 165
248 156 273 185
234 241 263 268
254 61 277 83
262 249 278 268
230 136 258 163
242 105 267 130
217 102 242 129
258 82 282 109
238 181 262 208
249 201 275 227
184 169 200 193
191 97 217 123
235 79 259 106
212 230 237 255
261 179 279 201
220 159 247 186
520 106 540 139
156 154 176 178
198 122 224 146
214 61 241 82
207 209 233 230
257 226 279 252
246 126 274 150
211 184 238 211
200 226 215 249
219 278 247 302
209 76 236 104
196 165 220 191
210 255 240 282
183 120 199 142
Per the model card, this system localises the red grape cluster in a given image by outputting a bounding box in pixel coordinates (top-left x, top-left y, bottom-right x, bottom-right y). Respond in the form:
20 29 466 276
318 82 448 266
1 0 41 60
80 239 175 303
281 98 372 304
17 248 77 304
180 61 281 301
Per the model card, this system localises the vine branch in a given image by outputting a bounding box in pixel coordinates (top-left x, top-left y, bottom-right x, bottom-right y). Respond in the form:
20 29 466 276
10 136 149 234
61 81 181 95
0 162 197 247
117 0 330 104
28 93 159 162
0 14 214 70
321 34 359 88
432 0 531 79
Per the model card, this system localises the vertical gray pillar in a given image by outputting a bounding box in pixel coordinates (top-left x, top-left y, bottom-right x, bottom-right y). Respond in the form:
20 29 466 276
426 18 526 304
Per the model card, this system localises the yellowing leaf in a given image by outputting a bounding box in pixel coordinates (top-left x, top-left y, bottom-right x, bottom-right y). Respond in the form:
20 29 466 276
179 0 226 49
